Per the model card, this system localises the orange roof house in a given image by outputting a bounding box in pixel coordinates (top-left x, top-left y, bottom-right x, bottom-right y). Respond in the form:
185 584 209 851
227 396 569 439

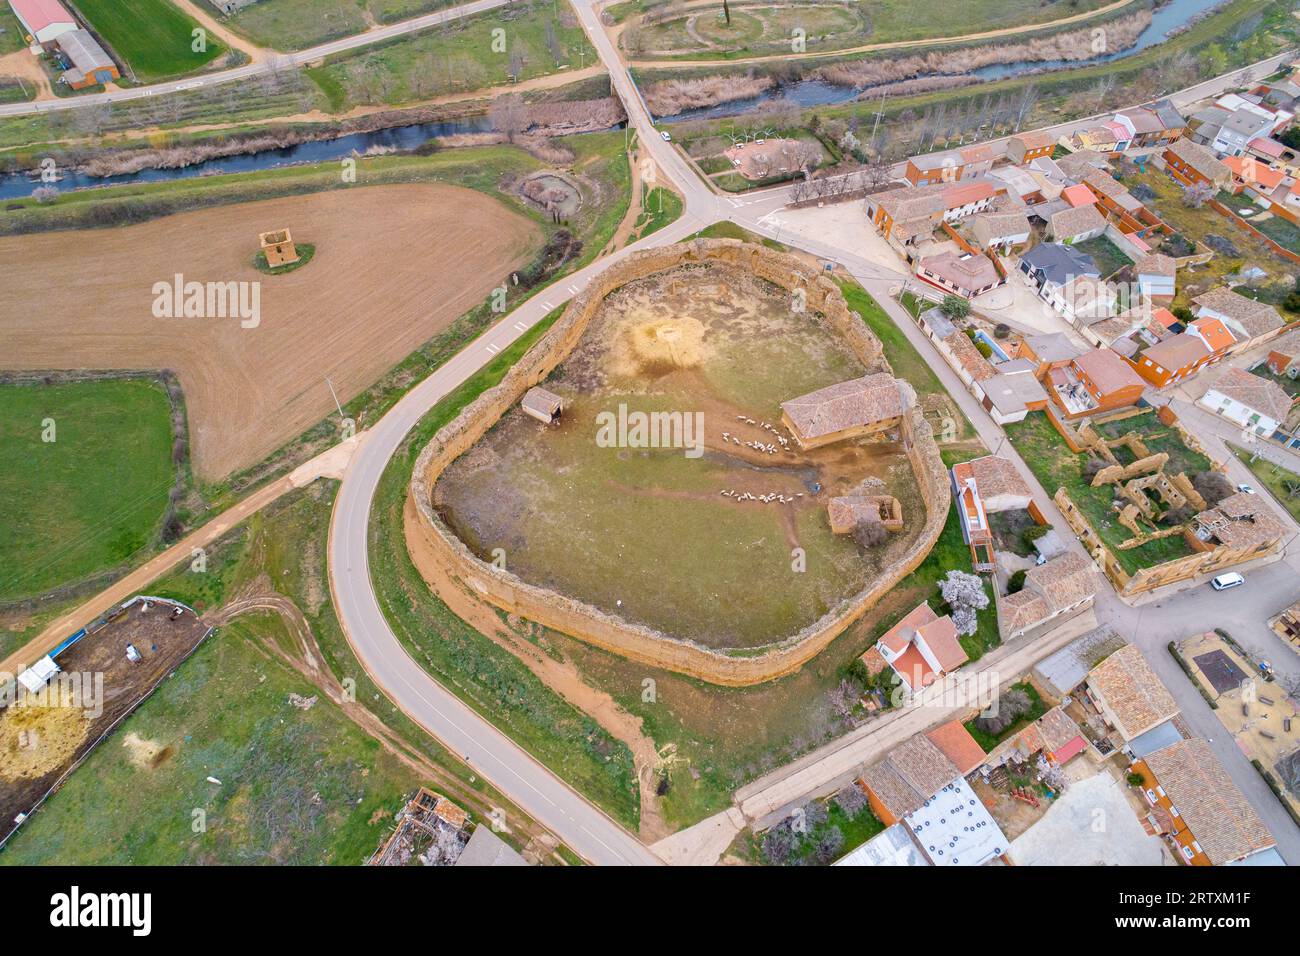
924 720 987 774
863 601 969 694
1062 183 1098 207
1132 739 1276 865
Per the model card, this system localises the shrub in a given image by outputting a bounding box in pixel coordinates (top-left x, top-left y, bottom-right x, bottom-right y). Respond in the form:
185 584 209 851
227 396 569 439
1193 470 1234 505
1082 457 1108 481
1007 569 1027 594
973 687 1033 736
1126 771 1145 787
852 516 888 549
993 323 1011 339
1023 524 1050 543
940 295 971 320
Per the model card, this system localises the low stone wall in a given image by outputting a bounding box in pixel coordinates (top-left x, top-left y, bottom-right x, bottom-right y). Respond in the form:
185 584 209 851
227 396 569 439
407 239 948 686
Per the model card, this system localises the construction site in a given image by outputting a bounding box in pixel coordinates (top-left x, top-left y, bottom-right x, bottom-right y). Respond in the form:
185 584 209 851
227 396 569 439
0 596 211 845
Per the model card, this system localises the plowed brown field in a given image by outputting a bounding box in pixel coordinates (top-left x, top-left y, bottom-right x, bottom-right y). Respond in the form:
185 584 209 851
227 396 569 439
0 184 541 479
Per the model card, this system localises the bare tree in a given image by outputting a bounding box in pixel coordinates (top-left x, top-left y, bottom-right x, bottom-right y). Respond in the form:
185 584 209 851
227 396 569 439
1182 180 1214 209
490 93 528 141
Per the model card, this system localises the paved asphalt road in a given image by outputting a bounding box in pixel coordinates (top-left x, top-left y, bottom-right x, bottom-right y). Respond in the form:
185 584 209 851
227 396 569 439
316 4 1299 863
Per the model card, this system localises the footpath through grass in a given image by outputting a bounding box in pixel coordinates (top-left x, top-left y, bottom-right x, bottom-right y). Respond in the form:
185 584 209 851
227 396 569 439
73 0 226 83
367 309 642 831
0 379 175 605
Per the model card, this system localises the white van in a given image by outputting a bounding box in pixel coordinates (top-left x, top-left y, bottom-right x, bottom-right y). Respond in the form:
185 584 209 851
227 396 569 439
1210 572 1245 591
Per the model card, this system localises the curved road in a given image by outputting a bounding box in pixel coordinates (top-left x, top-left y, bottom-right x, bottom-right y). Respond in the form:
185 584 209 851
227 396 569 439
327 0 1294 864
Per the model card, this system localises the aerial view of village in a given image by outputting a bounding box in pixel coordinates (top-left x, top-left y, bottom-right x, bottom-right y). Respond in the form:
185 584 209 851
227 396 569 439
1 0 1299 909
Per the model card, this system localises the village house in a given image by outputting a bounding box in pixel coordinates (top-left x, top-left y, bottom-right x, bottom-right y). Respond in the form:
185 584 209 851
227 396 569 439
1133 253 1177 302
859 601 968 694
1131 738 1277 866
1047 348 1146 418
1163 137 1233 190
1130 333 1212 389
780 373 909 449
976 360 1048 424
1015 332 1084 375
915 249 1003 299
903 143 998 186
865 181 996 254
1049 203 1108 245
856 728 1008 866
1084 643 1180 744
1113 103 1185 148
983 705 1090 771
950 454 1036 571
1197 366 1295 437
1018 241 1099 304
969 206 1032 253
1192 287 1287 351
1000 551 1099 639
1006 130 1058 164
1264 327 1300 376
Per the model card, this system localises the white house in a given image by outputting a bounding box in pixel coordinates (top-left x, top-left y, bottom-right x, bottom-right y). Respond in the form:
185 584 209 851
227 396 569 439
1198 367 1295 437
1134 253 1176 302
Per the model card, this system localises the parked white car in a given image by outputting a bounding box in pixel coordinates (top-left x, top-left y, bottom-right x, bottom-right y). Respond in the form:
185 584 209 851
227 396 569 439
1237 483 1256 494
1210 572 1246 591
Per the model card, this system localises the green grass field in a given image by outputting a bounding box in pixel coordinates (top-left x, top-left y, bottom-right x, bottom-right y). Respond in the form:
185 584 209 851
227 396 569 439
0 379 176 605
222 0 459 51
306 1 594 110
1229 443 1300 525
73 0 227 82
0 611 421 865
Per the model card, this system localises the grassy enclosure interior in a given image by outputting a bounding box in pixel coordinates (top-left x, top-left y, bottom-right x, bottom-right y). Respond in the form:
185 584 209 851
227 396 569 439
434 263 927 649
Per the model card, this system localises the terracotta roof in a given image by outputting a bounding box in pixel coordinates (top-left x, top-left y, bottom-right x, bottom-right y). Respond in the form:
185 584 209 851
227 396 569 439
1051 204 1107 241
781 373 905 441
915 615 968 672
925 721 987 774
876 183 951 222
1061 183 1097 208
1194 490 1288 549
1143 739 1275 864
888 734 962 799
1011 130 1057 151
878 602 940 655
1207 366 1294 422
942 180 996 207
1248 136 1285 158
1224 155 1286 190
860 762 927 820
1036 707 1085 754
1167 137 1231 183
1073 347 1145 395
1087 644 1179 740
919 250 1000 293
1190 316 1236 353
1194 287 1285 340
944 330 998 382
1000 591 1050 635
1141 333 1210 372
966 454 1032 501
1135 253 1176 278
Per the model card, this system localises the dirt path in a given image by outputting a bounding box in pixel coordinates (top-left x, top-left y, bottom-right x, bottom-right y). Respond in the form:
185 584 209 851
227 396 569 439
620 0 1139 68
403 493 671 842
605 144 645 253
168 0 268 64
208 577 562 857
0 49 53 101
0 434 362 679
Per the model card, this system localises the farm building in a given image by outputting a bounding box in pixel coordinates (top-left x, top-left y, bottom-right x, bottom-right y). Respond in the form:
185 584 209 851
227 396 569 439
55 29 118 90
7 0 75 50
779 373 908 449
521 386 563 424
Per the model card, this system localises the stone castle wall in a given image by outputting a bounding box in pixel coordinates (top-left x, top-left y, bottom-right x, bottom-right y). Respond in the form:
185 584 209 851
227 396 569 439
408 239 948 686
